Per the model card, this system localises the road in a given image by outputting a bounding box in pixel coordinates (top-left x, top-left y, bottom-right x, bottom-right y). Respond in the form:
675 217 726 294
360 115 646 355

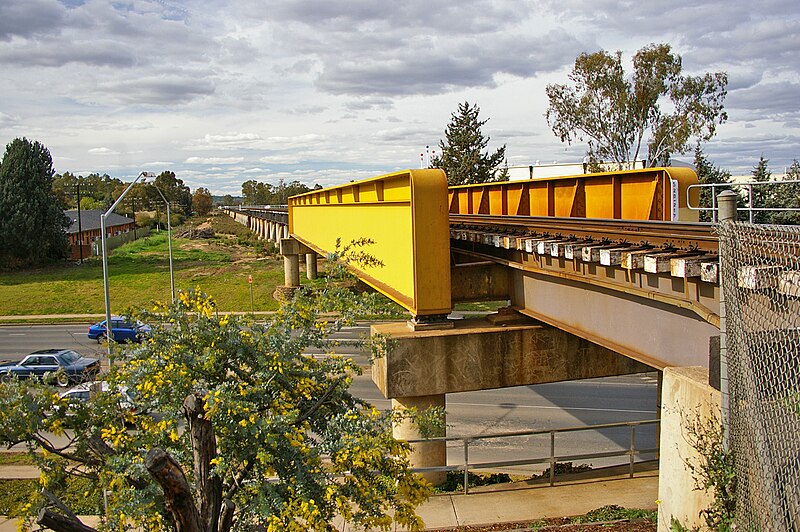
0 323 101 359
1 322 659 474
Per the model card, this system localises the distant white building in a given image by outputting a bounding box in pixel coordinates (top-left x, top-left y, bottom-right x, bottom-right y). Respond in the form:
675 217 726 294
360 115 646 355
499 160 646 181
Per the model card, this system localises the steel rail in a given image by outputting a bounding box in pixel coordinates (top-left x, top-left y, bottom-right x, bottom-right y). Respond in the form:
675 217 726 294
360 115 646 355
450 214 719 253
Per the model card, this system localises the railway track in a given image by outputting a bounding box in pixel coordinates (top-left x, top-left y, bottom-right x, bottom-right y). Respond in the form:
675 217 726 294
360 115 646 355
449 215 719 254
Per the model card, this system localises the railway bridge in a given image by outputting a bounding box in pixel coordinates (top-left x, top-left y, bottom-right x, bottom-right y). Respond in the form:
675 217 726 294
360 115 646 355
224 168 731 514
224 167 722 371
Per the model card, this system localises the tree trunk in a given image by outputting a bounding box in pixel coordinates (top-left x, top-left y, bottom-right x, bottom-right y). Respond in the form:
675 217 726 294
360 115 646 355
145 448 204 532
184 392 222 532
37 509 96 532
218 499 235 532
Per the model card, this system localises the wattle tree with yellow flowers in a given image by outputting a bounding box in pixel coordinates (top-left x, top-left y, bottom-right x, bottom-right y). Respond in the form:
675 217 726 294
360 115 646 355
0 282 430 531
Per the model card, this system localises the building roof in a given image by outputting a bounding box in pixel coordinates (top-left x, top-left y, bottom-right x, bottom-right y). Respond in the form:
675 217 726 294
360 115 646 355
65 210 134 234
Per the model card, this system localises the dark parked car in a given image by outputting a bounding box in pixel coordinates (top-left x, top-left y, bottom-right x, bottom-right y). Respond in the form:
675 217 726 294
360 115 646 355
88 317 151 343
0 349 100 387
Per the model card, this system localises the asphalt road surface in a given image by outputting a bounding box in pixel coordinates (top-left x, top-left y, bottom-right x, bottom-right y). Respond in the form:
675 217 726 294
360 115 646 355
0 323 101 359
1 322 658 474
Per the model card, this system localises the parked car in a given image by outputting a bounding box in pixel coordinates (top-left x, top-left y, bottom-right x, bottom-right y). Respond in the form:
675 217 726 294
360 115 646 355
0 349 100 387
58 381 141 415
88 317 151 343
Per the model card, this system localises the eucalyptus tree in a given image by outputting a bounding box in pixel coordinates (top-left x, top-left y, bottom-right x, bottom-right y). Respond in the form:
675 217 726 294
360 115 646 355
546 43 728 169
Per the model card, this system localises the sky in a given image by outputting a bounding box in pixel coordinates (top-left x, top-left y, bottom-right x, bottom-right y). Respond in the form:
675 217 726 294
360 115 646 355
1 0 799 195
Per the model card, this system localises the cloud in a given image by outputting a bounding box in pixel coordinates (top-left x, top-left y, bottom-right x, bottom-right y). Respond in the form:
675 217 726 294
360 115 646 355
187 133 264 150
0 0 66 41
726 81 800 127
2 0 800 194
91 76 217 106
0 111 19 128
184 156 244 165
313 30 585 97
0 40 137 67
88 147 118 155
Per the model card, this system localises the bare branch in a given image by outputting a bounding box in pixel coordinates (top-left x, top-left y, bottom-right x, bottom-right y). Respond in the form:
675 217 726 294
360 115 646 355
37 508 96 532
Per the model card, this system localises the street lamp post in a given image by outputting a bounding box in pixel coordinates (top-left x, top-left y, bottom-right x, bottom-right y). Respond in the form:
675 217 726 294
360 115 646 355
101 171 155 355
151 183 175 303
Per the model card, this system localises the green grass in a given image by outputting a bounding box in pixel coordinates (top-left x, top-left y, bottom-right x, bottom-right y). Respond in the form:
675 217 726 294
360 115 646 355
0 227 286 315
0 478 104 516
0 453 34 466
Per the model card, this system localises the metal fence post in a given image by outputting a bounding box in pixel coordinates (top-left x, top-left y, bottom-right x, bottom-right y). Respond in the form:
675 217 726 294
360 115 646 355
549 431 556 486
717 190 738 450
463 439 470 495
629 424 636 478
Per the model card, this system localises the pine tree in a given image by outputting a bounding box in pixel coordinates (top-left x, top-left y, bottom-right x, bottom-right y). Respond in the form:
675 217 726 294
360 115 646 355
0 138 69 268
693 146 734 222
769 160 800 225
750 155 772 224
432 101 507 186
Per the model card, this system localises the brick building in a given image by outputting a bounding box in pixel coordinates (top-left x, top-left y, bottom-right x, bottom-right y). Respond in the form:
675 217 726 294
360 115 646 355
65 209 135 260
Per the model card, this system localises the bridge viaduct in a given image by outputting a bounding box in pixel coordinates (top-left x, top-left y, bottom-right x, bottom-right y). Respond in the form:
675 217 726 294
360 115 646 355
222 168 741 528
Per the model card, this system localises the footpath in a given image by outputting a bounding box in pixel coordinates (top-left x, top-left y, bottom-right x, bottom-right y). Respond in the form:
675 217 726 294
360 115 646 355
0 463 659 531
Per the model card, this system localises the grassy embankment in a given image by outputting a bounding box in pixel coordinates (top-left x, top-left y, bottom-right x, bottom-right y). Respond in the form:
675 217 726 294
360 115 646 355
0 211 505 318
0 213 286 317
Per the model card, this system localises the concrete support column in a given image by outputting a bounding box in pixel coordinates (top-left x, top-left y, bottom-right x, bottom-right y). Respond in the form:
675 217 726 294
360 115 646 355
391 394 446 485
306 253 318 280
280 239 300 287
282 225 289 240
271 223 278 244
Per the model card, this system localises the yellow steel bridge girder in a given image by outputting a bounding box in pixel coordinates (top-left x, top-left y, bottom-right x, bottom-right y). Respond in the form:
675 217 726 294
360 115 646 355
448 167 700 221
288 169 452 318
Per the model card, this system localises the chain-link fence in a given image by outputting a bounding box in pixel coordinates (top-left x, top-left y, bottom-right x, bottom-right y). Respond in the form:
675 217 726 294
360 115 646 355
718 222 800 530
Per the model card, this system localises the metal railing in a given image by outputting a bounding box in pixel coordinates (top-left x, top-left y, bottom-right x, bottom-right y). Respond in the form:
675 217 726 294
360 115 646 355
408 419 659 494
687 180 800 223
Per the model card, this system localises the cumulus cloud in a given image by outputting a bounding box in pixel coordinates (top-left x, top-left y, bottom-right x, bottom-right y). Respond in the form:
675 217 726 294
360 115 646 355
0 111 19 128
728 81 800 117
0 0 66 41
88 147 118 155
91 76 216 106
185 156 245 165
1 0 799 192
185 133 264 151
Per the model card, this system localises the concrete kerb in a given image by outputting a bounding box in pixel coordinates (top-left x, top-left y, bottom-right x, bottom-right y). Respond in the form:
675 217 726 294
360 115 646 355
0 312 281 324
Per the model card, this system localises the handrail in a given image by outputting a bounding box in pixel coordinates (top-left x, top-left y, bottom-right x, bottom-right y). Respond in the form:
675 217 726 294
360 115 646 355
406 419 659 494
687 180 800 223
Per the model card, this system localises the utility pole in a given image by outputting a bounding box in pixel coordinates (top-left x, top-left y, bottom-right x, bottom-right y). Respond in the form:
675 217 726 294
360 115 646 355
75 182 84 264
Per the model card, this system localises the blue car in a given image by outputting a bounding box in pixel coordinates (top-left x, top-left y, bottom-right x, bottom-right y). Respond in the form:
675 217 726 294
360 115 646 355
88 317 151 343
